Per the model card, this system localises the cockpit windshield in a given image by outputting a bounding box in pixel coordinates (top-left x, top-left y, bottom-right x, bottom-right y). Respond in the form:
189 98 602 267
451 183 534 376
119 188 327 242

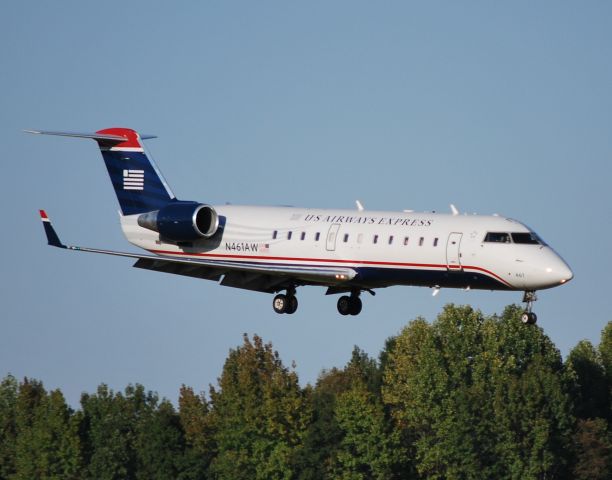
484 232 511 243
484 231 546 245
511 232 541 244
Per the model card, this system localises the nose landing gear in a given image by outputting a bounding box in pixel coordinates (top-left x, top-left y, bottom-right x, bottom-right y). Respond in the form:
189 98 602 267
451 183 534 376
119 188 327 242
521 291 538 325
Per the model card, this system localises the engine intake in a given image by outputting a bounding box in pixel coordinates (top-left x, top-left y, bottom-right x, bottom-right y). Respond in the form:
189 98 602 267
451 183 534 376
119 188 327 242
137 203 219 241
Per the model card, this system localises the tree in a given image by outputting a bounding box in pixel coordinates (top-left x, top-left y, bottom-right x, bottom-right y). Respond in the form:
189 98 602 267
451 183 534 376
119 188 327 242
80 385 136 479
598 321 612 423
13 379 82 479
331 380 405 479
208 334 309 480
296 346 400 479
293 374 343 480
134 399 185 480
382 304 574 479
487 306 574 479
79 383 186 480
177 385 213 479
0 375 18 479
566 340 608 420
571 418 611 480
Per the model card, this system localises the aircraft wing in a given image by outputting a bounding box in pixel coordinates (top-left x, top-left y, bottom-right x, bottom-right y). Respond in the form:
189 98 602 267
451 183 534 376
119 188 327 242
39 211 356 293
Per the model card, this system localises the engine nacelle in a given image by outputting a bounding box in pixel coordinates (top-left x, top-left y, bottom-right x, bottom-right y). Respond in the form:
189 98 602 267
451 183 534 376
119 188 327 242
137 203 219 241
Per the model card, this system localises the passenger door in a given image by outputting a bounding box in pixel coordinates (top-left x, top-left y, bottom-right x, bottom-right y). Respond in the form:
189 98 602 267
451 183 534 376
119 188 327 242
446 232 463 270
326 224 341 251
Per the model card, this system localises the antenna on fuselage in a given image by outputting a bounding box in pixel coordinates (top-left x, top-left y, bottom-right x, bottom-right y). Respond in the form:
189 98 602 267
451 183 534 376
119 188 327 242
355 200 365 211
450 204 459 216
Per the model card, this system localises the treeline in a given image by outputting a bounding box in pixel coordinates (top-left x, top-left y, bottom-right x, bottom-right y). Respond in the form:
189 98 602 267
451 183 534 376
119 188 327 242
1 305 610 479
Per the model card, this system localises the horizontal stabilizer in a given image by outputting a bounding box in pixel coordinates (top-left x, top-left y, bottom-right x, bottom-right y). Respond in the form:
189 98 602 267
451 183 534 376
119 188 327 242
24 130 157 142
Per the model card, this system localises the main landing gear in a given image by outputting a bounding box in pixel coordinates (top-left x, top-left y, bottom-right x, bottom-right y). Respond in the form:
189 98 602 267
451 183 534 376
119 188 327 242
337 290 363 316
521 291 538 325
272 287 371 316
273 287 298 314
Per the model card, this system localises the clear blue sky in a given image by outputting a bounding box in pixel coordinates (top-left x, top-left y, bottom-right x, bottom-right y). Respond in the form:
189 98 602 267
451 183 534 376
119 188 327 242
1 2 610 407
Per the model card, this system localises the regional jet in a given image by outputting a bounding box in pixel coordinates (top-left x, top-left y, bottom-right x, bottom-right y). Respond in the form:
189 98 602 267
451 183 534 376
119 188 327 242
30 128 573 324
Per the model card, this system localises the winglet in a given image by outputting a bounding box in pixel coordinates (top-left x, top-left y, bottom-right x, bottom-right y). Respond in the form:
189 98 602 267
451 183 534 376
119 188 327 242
39 210 66 248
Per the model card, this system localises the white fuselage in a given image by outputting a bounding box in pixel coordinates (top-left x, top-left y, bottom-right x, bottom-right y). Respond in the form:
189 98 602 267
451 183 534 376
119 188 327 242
120 205 573 292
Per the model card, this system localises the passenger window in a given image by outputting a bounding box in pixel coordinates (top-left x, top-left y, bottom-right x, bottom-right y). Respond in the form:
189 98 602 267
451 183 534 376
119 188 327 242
343 233 349 243
388 235 394 245
287 231 292 240
357 233 363 244
272 230 278 240
511 232 540 244
315 232 320 241
419 237 424 246
403 236 409 246
301 232 306 241
484 232 511 243
433 238 438 247
373 234 379 244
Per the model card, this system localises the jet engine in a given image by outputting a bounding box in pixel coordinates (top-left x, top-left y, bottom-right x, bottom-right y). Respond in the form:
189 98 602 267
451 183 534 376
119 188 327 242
137 202 219 241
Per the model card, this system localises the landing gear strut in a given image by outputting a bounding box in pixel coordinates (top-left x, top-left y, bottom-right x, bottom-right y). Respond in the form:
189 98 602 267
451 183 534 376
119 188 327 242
521 291 538 325
273 287 298 314
337 290 362 316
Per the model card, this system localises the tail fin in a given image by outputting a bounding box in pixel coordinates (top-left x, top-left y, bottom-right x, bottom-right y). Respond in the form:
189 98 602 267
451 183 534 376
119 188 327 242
27 128 176 215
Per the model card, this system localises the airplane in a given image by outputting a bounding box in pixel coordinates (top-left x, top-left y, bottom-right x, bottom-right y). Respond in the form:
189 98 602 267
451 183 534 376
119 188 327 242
29 127 573 324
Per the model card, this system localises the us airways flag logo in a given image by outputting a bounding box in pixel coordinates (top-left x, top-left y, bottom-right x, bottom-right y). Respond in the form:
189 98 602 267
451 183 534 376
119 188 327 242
123 170 144 190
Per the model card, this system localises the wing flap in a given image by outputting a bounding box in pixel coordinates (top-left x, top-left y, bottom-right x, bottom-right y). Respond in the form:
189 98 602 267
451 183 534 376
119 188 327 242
133 258 223 282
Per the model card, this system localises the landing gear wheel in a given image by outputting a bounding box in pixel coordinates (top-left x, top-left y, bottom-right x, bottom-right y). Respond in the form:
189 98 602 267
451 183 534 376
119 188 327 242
521 312 537 324
521 291 538 325
349 296 362 316
337 296 351 316
285 295 298 315
273 294 287 314
337 294 362 316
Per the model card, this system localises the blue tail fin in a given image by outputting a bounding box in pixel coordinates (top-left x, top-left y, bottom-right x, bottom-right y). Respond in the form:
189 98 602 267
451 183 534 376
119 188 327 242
95 128 176 215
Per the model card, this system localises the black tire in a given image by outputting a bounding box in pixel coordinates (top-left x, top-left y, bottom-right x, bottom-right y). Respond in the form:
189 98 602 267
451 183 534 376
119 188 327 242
521 311 537 325
285 296 298 315
349 297 362 316
337 296 351 316
273 294 287 314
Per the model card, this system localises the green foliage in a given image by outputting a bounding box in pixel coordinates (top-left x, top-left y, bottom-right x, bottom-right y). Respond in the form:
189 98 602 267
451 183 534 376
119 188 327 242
331 381 405 479
80 384 138 479
80 383 184 480
566 339 608 420
0 375 18 479
208 334 309 480
571 418 611 480
296 346 406 479
294 378 343 479
382 304 574 479
177 385 213 479
599 321 612 421
12 379 82 479
0 307 609 479
134 399 185 480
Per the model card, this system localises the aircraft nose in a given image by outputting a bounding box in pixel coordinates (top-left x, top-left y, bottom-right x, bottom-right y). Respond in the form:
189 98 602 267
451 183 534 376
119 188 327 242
547 255 573 285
